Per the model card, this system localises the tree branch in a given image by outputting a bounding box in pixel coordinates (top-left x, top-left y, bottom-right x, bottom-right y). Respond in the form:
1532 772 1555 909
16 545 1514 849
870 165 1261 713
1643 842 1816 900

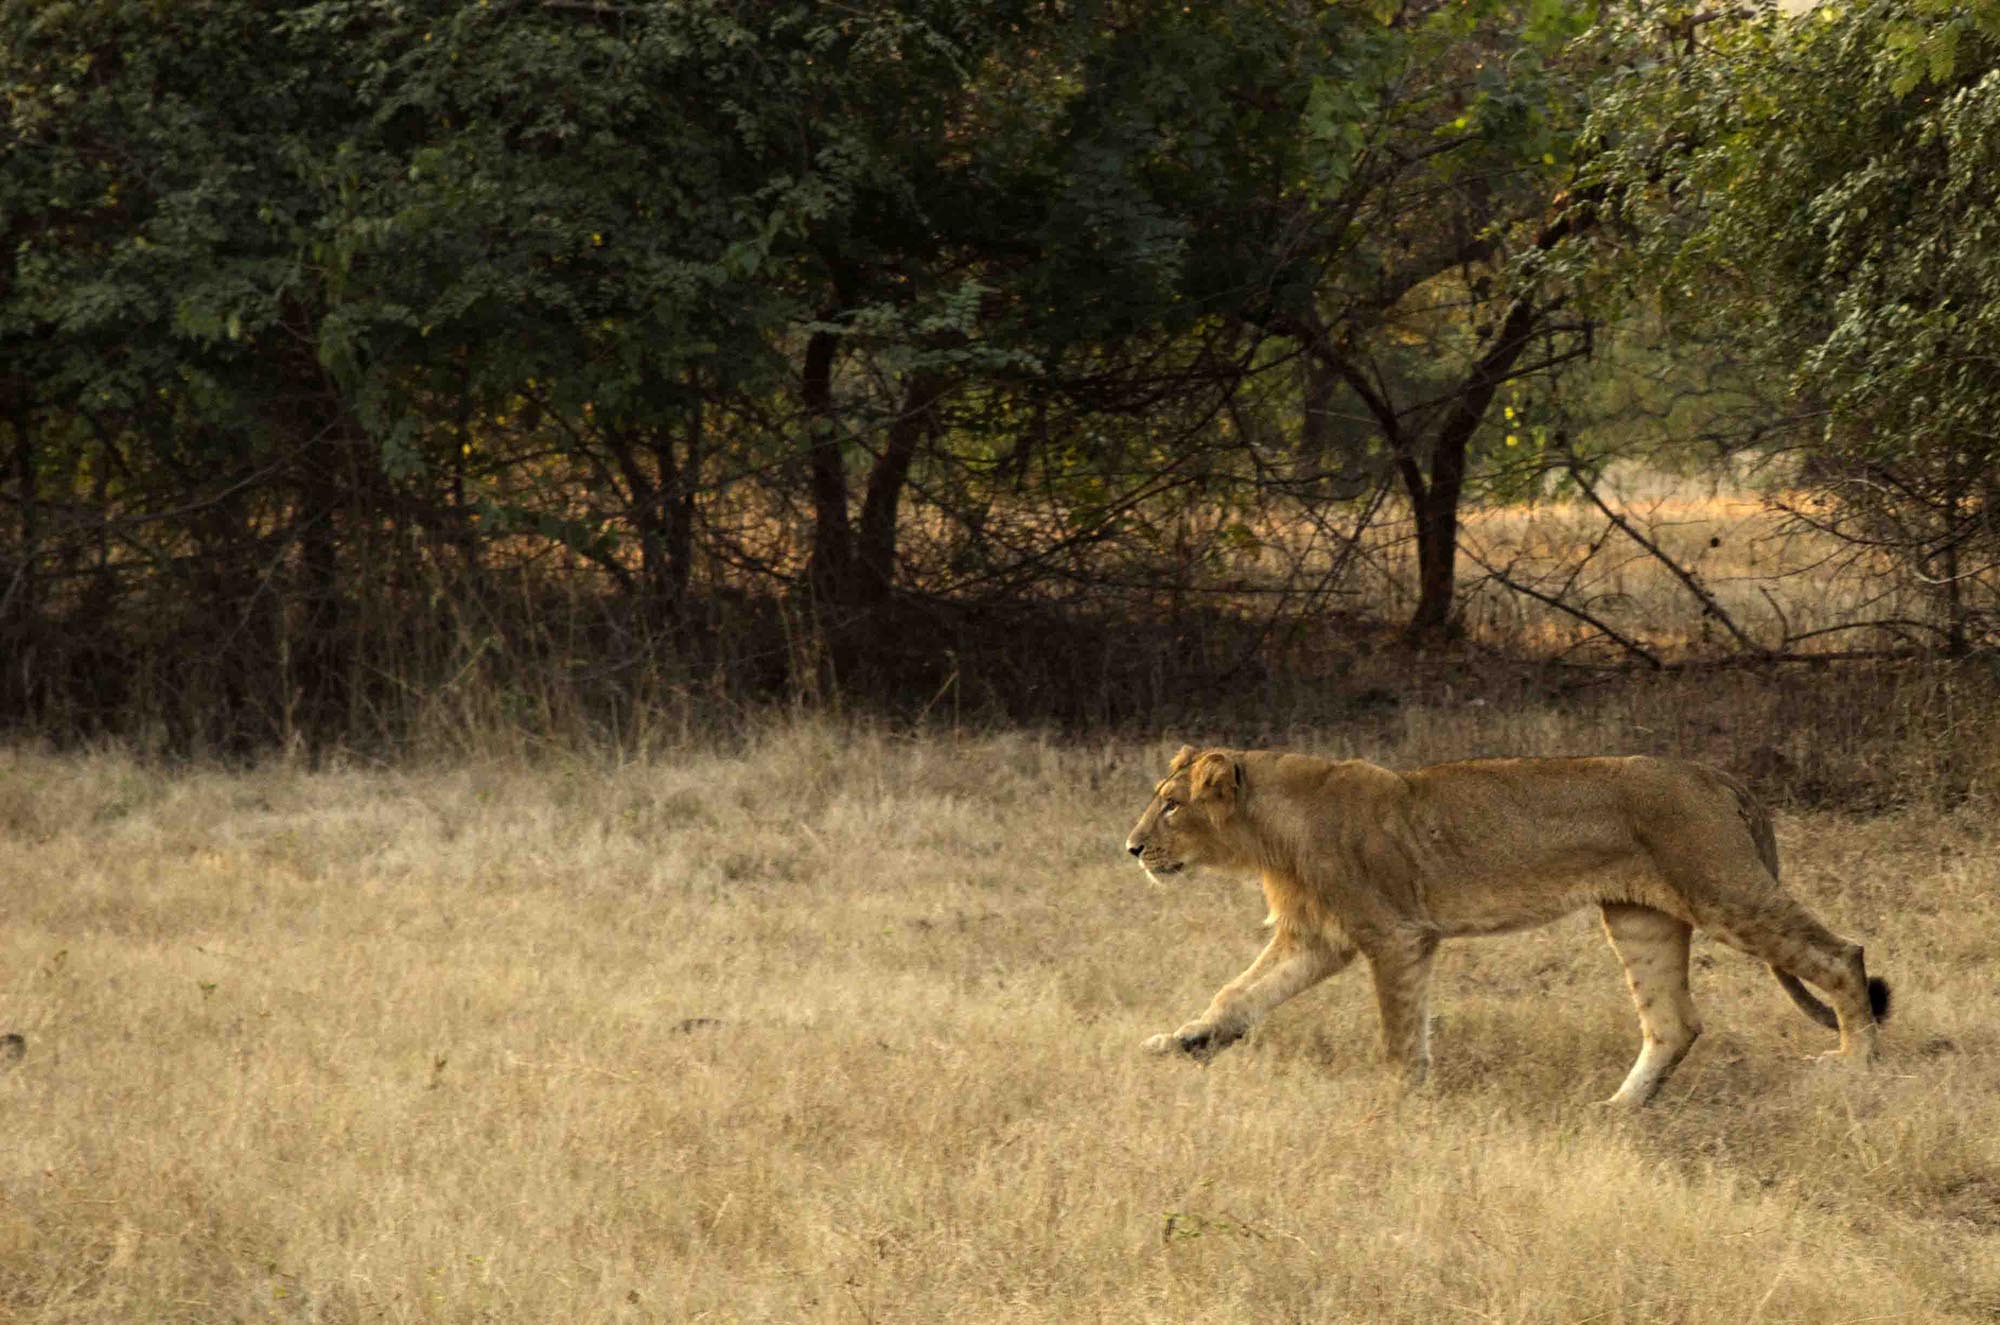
1561 443 1768 656
1460 540 1663 668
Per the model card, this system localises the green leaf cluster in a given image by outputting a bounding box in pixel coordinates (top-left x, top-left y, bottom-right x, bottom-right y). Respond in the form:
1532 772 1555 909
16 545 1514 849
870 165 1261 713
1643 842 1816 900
1587 0 2000 647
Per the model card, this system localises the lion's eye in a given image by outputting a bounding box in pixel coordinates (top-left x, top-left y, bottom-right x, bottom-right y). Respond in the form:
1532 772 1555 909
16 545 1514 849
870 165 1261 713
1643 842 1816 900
1162 800 1180 817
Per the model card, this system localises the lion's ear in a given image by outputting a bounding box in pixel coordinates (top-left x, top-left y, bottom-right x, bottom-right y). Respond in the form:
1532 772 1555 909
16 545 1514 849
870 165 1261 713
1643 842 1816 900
1188 751 1242 809
1168 744 1200 774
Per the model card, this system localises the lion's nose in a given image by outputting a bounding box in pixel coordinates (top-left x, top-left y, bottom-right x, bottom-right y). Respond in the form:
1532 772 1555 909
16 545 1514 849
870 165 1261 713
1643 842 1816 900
1126 842 1143 857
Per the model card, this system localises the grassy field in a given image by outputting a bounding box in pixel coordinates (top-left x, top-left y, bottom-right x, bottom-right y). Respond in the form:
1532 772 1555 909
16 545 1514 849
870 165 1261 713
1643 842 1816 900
4 688 1999 1324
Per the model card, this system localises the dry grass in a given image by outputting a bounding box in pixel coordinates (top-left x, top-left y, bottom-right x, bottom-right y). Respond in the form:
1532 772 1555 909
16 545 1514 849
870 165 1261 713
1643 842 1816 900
1227 469 1940 659
4 692 1999 1324
1451 480 1927 656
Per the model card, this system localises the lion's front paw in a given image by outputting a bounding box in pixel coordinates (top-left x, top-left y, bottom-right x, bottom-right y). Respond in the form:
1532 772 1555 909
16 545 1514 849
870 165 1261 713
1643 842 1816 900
1143 1024 1239 1063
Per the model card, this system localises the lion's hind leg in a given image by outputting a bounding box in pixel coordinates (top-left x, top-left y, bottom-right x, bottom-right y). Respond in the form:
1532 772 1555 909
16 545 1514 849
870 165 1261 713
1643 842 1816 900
1683 887 1881 1065
1601 903 1702 1108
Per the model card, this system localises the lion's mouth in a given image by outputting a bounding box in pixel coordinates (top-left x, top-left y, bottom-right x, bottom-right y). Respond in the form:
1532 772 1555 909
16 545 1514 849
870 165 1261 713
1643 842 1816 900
1143 860 1186 878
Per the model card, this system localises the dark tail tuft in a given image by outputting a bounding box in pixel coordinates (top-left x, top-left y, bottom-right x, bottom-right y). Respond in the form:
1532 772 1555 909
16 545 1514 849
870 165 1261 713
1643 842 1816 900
1869 977 1892 1022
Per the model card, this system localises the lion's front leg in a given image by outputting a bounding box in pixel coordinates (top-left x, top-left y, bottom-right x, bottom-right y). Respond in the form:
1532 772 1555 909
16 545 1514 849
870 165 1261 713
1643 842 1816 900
1367 932 1440 1085
1146 930 1354 1063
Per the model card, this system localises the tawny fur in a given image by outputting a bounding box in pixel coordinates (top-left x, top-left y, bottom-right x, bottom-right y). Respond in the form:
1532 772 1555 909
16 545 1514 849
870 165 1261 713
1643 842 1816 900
1125 746 1889 1106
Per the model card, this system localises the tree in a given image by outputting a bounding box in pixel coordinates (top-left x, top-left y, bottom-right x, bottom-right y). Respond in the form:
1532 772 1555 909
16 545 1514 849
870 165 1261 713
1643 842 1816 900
971 0 1607 639
1586 0 2000 653
0 0 1658 744
2 0 373 737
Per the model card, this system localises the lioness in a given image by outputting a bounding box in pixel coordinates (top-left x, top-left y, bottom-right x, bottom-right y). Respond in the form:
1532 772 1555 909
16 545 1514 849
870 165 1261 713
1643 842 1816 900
1125 746 1890 1106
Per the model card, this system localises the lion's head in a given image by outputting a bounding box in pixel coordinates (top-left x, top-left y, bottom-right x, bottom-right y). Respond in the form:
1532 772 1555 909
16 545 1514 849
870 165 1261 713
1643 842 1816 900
1124 745 1244 882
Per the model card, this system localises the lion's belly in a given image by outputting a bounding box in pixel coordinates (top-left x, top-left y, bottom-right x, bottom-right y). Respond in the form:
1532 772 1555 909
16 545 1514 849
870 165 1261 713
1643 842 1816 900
1420 859 1677 937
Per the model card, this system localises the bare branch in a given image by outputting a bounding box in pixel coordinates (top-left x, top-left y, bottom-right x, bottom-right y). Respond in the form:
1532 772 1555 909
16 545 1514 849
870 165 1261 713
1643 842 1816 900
1561 442 1769 656
1460 540 1663 669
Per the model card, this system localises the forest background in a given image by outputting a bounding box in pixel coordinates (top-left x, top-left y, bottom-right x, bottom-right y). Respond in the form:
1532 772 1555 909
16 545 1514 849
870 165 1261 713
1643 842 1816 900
5 0 1999 755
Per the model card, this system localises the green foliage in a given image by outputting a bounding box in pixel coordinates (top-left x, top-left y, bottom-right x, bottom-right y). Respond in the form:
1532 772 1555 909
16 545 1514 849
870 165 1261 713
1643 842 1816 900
1 0 1674 738
1587 0 2000 648
4 0 342 438
1883 0 2000 92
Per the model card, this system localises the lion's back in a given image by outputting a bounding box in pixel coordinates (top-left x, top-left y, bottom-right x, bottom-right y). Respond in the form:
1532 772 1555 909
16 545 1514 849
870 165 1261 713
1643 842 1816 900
1400 753 1770 886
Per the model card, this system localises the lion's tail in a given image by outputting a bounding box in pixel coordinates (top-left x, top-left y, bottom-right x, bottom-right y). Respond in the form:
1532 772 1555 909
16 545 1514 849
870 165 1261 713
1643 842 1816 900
1772 968 1892 1028
1711 766 1894 1030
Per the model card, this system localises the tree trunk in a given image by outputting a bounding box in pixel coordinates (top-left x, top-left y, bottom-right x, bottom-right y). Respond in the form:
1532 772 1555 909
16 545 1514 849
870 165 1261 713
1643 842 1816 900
601 414 694 629
1403 403 1473 641
802 329 856 608
452 356 480 579
294 485 342 734
855 371 946 605
660 392 698 609
1296 353 1338 489
1406 476 1460 641
631 415 696 622
291 415 365 739
1401 294 1547 642
1 406 37 717
1940 447 1968 657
